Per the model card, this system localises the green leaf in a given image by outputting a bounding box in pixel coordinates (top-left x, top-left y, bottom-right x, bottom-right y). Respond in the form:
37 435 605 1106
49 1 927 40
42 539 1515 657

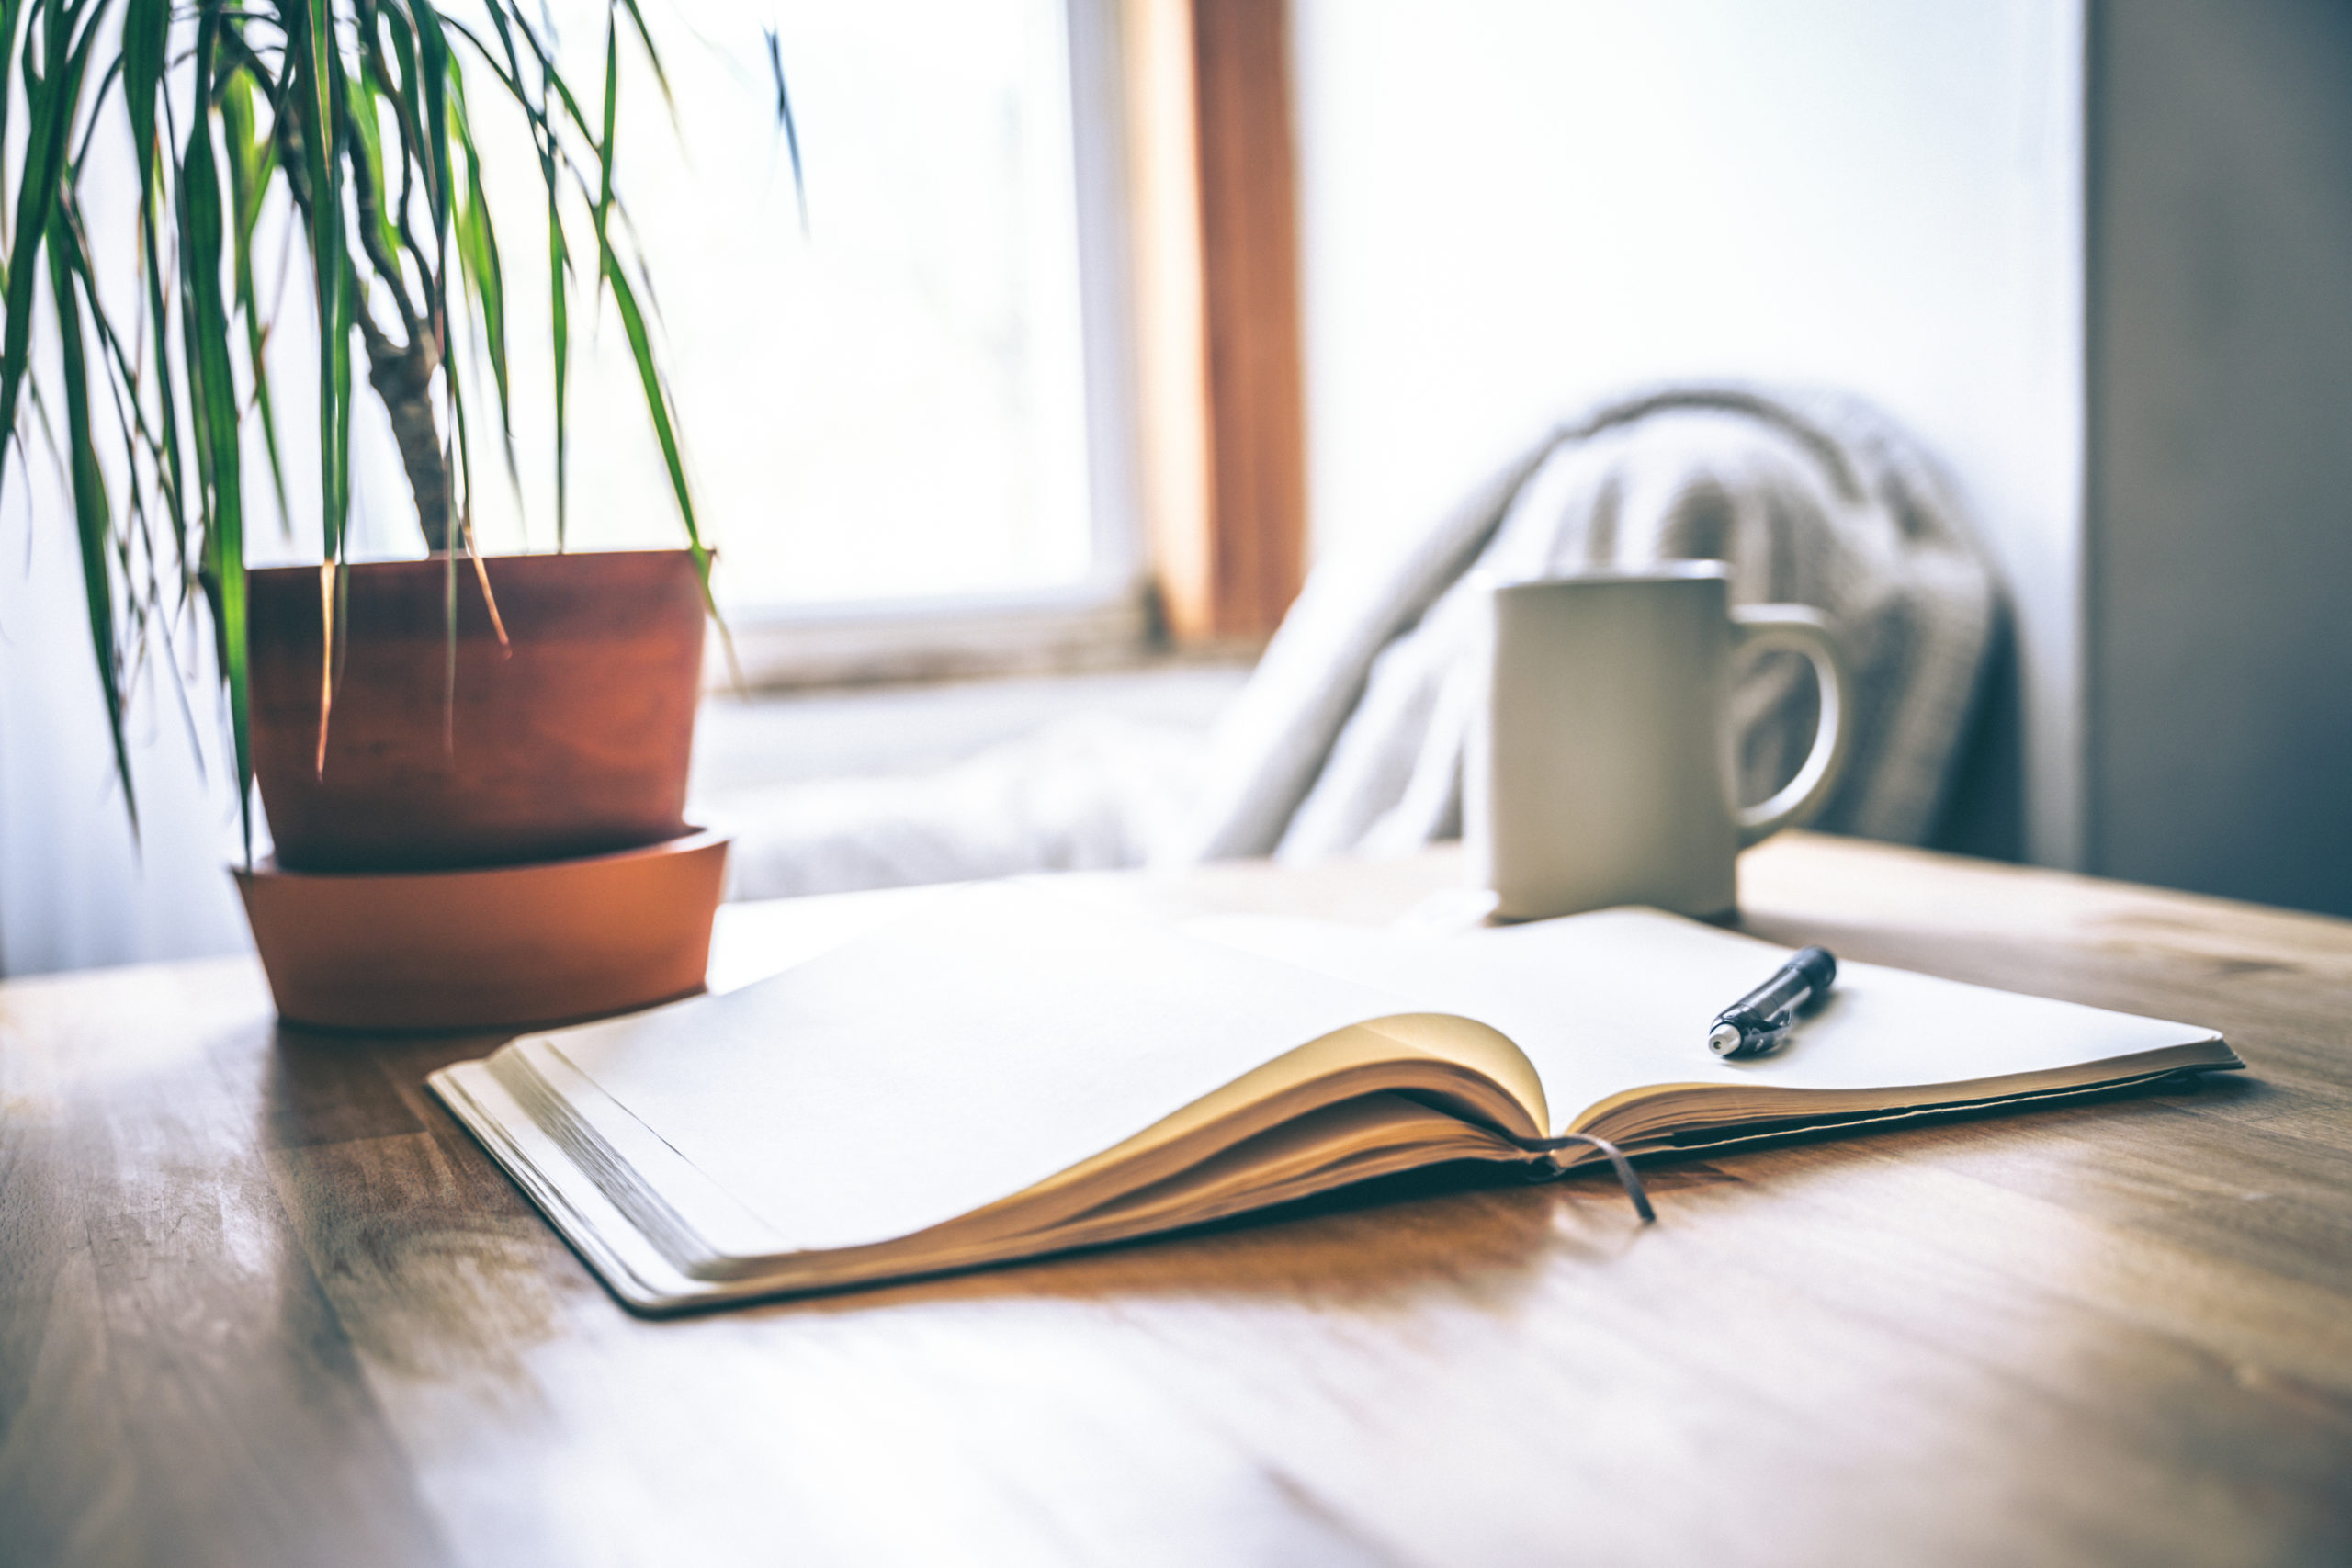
220 64 288 532
380 2 427 177
0 0 87 510
413 1 452 245
0 0 29 241
215 536 251 860
334 259 356 514
594 12 616 302
614 0 673 113
442 264 472 549
450 90 514 479
121 0 191 570
54 197 179 549
603 240 726 669
66 49 125 173
540 58 571 548
284 0 350 562
181 6 254 857
119 0 165 182
47 197 136 832
599 244 704 575
765 29 808 235
345 69 404 276
460 6 597 149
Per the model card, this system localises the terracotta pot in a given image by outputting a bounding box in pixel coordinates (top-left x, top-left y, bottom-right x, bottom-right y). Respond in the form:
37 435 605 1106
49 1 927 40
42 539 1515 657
237 829 730 1032
248 550 707 873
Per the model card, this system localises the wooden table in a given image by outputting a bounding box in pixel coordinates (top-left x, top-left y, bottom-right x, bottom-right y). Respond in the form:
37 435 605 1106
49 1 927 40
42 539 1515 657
5 832 2349 1567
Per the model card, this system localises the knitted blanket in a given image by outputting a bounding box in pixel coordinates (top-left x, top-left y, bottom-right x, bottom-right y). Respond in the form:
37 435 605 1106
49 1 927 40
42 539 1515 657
1161 385 1998 863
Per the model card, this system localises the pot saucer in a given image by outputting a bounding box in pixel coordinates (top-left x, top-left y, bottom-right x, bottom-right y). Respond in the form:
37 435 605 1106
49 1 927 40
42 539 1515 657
236 829 730 1033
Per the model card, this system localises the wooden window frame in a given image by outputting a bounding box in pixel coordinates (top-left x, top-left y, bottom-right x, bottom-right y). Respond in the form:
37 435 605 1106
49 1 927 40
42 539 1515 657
723 0 1304 691
1125 0 1307 647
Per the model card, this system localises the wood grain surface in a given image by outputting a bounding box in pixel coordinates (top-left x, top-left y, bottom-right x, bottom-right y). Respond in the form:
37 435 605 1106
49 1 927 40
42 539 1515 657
4 832 2348 1567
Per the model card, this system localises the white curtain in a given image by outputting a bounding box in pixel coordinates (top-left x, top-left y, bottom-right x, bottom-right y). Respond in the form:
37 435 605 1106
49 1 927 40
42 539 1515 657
0 477 250 976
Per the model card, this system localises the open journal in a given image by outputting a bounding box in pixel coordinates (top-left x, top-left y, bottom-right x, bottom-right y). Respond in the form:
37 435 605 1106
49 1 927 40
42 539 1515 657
429 881 2240 1314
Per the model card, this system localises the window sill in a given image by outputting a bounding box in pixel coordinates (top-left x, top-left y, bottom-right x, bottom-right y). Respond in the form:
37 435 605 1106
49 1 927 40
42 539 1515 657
716 578 1252 692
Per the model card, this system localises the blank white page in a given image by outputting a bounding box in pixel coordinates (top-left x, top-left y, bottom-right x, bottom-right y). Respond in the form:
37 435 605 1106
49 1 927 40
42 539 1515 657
541 882 1420 1252
1187 908 2224 1131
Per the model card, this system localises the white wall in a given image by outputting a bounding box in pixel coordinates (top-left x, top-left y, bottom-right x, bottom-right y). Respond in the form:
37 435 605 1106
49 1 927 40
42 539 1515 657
0 476 252 976
1291 0 2086 864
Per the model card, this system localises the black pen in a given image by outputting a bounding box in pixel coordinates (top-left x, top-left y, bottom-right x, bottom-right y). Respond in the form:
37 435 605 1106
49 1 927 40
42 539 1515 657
1708 946 1838 1059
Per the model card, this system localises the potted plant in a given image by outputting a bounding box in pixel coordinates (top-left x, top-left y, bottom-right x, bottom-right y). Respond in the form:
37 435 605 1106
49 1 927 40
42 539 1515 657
0 0 772 1027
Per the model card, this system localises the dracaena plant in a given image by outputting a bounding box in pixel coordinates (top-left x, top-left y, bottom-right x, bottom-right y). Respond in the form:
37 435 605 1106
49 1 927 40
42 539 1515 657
0 0 752 852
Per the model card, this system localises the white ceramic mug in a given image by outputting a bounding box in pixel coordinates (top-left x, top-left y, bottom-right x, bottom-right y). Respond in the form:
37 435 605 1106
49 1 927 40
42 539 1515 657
1465 564 1852 920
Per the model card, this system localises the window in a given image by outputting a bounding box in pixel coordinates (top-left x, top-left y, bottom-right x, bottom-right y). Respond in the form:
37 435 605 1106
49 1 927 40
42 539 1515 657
363 0 1136 638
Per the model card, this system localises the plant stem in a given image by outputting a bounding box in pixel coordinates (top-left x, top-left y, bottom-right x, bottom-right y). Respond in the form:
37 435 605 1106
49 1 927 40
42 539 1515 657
364 325 449 550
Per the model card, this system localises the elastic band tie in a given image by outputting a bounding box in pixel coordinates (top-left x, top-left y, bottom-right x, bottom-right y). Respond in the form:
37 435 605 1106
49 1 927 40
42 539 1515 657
1520 1132 1656 1223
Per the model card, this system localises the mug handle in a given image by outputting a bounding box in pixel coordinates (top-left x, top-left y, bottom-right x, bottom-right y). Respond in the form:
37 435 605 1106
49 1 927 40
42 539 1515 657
1730 605 1853 848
